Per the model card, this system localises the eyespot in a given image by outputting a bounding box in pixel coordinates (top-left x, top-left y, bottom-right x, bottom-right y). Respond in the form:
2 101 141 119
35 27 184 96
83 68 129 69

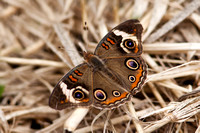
123 39 136 49
73 89 85 100
60 94 66 103
94 89 107 101
128 75 135 83
125 58 139 70
112 90 121 97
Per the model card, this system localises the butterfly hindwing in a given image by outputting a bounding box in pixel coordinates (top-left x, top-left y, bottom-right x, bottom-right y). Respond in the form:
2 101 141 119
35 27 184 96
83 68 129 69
90 56 147 109
92 71 131 109
103 56 147 94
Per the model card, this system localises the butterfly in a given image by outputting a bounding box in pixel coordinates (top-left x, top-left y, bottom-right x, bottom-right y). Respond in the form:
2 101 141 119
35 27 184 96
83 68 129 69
49 19 147 110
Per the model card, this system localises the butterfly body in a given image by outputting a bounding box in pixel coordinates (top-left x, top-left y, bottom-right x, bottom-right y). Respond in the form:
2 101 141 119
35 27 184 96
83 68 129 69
49 19 147 110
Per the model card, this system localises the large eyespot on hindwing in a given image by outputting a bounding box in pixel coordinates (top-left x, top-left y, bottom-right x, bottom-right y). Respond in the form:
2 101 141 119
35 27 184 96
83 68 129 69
94 88 107 101
125 58 139 70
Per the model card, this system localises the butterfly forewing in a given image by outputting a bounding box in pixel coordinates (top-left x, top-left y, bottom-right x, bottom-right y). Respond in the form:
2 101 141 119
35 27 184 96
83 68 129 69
49 63 93 110
94 19 143 58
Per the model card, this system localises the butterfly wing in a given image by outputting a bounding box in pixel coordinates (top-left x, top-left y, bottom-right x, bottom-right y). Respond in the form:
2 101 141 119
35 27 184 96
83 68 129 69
94 19 143 58
49 63 93 110
104 56 147 94
91 56 146 109
92 70 131 109
93 19 147 105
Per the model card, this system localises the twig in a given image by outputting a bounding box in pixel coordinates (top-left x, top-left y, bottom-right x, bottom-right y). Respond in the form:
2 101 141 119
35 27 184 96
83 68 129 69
146 0 200 43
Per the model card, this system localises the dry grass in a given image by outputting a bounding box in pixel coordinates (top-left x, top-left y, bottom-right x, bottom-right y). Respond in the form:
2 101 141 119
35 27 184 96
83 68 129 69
0 0 200 132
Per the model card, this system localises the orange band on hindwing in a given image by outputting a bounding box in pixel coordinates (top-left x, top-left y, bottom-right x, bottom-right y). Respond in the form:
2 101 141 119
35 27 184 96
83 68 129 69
101 92 129 105
131 65 143 93
81 98 89 102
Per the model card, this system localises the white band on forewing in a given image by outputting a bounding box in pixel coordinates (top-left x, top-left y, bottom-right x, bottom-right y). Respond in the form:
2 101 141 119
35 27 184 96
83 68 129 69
60 82 89 103
60 82 80 103
113 30 138 53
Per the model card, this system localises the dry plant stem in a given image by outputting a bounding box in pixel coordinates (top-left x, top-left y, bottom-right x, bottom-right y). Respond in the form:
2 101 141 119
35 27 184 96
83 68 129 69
143 0 168 40
45 40 73 69
143 43 200 53
64 108 89 131
0 41 22 56
53 21 89 131
144 117 169 133
146 60 200 99
63 0 73 13
96 0 107 20
86 19 100 42
81 0 87 26
152 58 185 64
0 6 18 19
190 13 200 30
132 0 149 19
128 101 144 133
143 54 171 104
143 96 200 132
195 124 200 133
0 109 9 133
74 107 157 132
113 0 119 23
53 24 83 66
35 112 72 133
103 110 113 133
139 103 176 119
146 0 200 43
179 23 200 42
148 82 166 107
91 109 108 132
36 76 54 92
23 40 45 55
157 81 189 93
4 106 56 120
147 61 200 82
140 9 152 31
0 57 66 67
98 22 108 41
